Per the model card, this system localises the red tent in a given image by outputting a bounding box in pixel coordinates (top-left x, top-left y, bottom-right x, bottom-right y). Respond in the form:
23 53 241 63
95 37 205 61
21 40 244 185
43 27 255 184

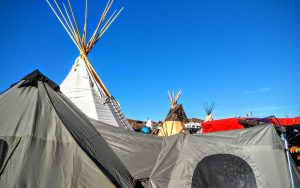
272 117 300 127
201 118 244 133
202 117 300 133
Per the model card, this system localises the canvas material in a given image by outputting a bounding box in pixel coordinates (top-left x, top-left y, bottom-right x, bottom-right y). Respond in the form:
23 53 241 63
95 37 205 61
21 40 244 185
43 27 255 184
0 76 135 187
0 82 116 188
157 104 189 136
60 57 100 120
149 125 300 188
60 57 132 130
90 118 163 180
158 121 189 136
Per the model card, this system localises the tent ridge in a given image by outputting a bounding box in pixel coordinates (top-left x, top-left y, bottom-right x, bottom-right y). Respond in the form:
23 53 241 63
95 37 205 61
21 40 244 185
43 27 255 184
41 80 136 187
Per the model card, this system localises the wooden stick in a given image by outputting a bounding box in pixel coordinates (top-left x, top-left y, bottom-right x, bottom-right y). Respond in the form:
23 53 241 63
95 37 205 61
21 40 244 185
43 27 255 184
67 0 82 48
53 0 79 45
62 3 75 33
62 3 81 47
45 0 81 50
81 54 111 97
82 0 88 46
96 7 123 42
87 0 113 48
62 3 84 50
98 9 117 35
88 9 117 49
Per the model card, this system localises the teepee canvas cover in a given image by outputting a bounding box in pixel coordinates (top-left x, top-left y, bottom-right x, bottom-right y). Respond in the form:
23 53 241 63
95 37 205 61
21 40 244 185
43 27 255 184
60 57 130 128
157 90 189 136
46 0 132 129
157 104 190 136
0 70 135 188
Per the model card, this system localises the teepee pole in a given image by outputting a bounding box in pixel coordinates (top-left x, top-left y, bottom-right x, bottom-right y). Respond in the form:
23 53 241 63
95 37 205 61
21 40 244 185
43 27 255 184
87 0 113 49
67 0 82 46
61 3 83 50
83 55 111 97
53 0 79 43
96 7 123 42
62 3 77 36
82 0 88 46
45 0 81 50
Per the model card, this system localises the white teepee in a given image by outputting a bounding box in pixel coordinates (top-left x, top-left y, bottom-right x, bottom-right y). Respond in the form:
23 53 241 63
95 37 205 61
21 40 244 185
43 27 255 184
145 118 152 129
46 0 132 130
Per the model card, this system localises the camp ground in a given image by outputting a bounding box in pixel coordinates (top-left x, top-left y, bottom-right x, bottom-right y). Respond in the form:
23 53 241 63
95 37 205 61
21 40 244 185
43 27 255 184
0 71 299 187
0 0 300 187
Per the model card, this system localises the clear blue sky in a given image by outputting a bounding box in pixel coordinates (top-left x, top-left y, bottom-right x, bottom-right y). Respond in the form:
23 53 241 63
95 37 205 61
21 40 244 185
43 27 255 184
0 0 299 121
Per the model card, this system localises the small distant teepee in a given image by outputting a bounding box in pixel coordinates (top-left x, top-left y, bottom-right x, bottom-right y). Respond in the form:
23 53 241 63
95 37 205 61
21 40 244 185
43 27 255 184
156 90 189 136
203 102 215 122
46 0 132 130
145 118 153 129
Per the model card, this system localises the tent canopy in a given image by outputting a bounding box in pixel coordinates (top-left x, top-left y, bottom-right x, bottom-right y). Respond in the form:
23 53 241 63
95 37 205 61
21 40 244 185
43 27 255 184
150 125 300 188
0 70 135 187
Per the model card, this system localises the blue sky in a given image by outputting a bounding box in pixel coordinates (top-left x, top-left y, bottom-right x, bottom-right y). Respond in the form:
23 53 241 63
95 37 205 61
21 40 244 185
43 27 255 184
0 0 299 121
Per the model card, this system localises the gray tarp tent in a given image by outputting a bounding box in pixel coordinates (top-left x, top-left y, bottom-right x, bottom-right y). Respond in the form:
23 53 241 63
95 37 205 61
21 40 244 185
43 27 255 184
0 70 135 187
1 70 300 188
149 125 300 188
90 118 163 181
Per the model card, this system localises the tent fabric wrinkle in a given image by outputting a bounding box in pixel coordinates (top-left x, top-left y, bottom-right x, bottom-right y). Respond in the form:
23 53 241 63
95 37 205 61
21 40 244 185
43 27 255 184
45 80 136 187
90 118 163 180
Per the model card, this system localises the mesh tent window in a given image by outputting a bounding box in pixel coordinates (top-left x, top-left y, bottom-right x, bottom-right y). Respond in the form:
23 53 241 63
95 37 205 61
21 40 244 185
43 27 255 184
192 154 257 188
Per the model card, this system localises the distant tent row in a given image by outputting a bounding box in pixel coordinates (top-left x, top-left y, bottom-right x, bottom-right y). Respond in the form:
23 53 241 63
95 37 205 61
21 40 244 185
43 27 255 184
201 117 300 133
0 71 299 187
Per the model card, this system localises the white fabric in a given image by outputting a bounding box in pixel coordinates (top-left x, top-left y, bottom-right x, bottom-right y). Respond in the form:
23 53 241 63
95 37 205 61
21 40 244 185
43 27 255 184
146 118 152 128
60 57 120 127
